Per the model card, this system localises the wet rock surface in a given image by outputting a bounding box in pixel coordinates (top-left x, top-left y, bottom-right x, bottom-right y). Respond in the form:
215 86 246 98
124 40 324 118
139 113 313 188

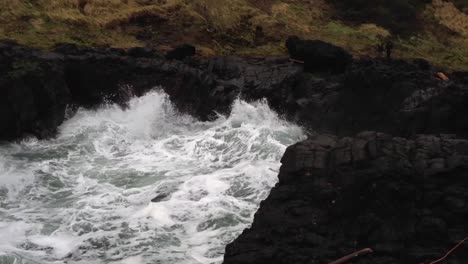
0 41 69 140
0 41 232 140
224 133 468 264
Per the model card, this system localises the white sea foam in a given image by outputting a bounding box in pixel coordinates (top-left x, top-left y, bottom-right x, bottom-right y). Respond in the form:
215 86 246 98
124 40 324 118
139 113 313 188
0 90 305 264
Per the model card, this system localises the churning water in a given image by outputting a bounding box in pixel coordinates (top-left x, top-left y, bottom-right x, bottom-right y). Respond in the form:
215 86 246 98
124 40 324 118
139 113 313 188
0 91 305 264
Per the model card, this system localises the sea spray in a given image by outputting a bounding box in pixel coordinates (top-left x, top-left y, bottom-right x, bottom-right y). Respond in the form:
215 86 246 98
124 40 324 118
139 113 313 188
0 91 305 264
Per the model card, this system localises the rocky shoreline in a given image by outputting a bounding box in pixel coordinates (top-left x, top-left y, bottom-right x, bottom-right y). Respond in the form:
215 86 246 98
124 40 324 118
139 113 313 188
1 41 467 263
225 133 468 263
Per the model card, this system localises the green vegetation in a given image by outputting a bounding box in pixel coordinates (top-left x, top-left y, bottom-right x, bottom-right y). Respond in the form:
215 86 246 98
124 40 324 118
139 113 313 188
0 0 467 70
8 60 41 79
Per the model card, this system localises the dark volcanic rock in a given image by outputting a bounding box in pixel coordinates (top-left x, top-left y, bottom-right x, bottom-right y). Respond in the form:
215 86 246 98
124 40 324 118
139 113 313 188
165 44 196 61
266 58 468 138
60 48 231 121
0 42 70 140
2 40 468 142
58 48 303 123
0 42 235 140
286 36 352 73
126 46 155 58
452 71 468 85
224 132 468 264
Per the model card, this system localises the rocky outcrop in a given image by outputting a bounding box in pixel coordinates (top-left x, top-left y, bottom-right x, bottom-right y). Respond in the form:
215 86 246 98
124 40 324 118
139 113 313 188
0 41 69 140
0 41 236 140
285 36 353 73
256 58 468 138
0 41 302 140
221 54 468 263
58 46 228 120
2 41 468 142
165 44 196 60
224 132 468 264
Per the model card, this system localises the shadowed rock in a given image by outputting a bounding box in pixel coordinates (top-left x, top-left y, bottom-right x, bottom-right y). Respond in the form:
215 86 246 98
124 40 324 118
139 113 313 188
151 193 170 203
0 42 223 140
0 42 69 140
224 132 468 264
261 58 468 138
286 36 353 73
2 41 468 142
165 44 196 61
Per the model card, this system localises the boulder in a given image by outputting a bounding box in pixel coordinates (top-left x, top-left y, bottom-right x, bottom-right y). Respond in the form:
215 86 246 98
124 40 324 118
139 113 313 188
165 44 196 60
127 46 155 58
285 36 352 73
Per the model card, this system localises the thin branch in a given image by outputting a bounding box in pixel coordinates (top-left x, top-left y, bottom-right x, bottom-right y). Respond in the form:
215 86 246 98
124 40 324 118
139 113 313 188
289 58 305 64
427 236 468 264
329 248 373 264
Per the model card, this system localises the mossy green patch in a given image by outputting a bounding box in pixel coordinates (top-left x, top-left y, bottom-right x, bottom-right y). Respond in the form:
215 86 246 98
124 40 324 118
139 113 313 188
8 60 41 79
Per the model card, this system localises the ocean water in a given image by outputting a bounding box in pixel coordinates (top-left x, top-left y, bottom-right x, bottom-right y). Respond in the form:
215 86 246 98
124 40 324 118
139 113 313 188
0 91 305 264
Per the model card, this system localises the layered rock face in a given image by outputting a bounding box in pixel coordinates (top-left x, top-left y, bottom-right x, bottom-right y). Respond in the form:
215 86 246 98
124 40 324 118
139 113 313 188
225 133 468 264
0 42 236 140
0 42 69 139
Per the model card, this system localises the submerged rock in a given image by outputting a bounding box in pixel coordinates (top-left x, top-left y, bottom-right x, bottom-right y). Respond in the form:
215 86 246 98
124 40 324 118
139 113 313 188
151 193 169 203
224 132 468 264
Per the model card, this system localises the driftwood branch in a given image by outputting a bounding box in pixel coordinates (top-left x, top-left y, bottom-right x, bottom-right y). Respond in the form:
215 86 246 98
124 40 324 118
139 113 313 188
427 236 468 264
289 58 305 64
329 248 373 264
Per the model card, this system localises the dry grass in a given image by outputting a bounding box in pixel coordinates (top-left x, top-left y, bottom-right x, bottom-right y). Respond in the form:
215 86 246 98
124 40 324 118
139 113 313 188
190 0 256 31
432 0 468 36
0 0 467 70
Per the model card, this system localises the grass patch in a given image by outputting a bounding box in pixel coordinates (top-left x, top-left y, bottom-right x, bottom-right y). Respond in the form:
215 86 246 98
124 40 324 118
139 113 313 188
397 35 468 70
0 0 467 70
